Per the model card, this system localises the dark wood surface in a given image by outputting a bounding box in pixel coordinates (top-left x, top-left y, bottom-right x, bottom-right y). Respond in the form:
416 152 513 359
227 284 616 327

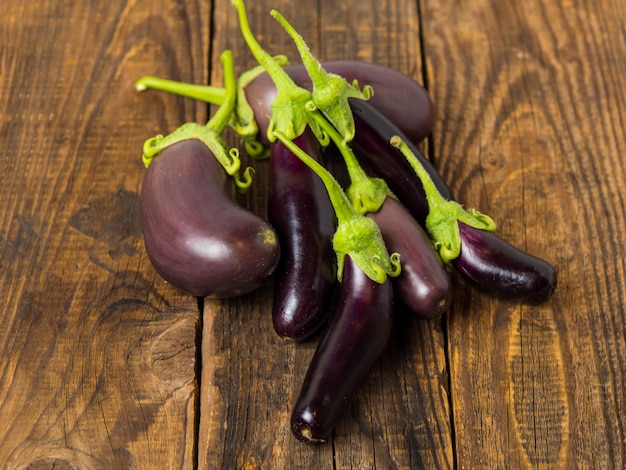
1 0 625 468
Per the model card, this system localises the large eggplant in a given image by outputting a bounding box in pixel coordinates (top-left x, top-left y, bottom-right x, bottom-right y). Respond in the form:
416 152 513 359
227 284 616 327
290 255 394 442
268 129 337 341
140 139 280 298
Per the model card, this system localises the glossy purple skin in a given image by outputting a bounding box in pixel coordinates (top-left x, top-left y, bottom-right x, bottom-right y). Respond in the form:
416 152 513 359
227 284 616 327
244 60 435 145
291 256 394 443
268 130 337 341
368 197 452 318
453 222 557 303
348 99 452 225
140 140 280 298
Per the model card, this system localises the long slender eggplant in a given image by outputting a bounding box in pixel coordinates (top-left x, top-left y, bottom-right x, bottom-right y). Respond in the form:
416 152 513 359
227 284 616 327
368 197 452 318
452 222 557 303
290 255 394 443
141 139 280 298
268 129 337 341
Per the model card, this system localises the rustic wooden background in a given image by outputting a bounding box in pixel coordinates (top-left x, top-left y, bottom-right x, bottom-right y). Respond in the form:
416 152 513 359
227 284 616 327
1 0 625 468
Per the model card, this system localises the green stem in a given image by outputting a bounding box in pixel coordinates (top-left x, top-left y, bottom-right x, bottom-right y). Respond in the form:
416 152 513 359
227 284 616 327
231 0 314 141
308 109 391 215
141 51 254 192
231 1 293 93
274 129 355 225
135 77 227 105
269 9 330 90
390 135 496 263
270 9 371 142
273 130 400 284
206 51 236 134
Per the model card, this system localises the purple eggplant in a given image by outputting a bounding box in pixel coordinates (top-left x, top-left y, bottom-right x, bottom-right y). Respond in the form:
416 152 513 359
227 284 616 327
268 129 337 341
244 60 434 145
290 255 394 443
140 139 280 298
368 197 452 318
452 222 557 303
353 108 557 304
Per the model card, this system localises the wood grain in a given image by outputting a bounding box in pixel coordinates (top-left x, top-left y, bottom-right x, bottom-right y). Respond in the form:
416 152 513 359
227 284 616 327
421 0 626 467
0 0 209 468
1 0 625 468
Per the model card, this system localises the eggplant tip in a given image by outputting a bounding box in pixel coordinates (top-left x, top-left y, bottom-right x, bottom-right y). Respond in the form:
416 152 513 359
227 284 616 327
295 427 326 444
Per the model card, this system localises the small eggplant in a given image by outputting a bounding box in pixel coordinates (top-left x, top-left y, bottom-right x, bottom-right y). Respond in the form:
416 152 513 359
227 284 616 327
290 255 394 443
140 139 280 298
245 61 435 145
452 222 557 303
268 129 337 341
387 136 558 303
368 197 452 318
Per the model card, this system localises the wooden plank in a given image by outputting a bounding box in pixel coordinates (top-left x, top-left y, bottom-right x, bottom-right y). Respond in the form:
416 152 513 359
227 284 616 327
199 0 453 468
5 0 623 467
0 0 209 467
420 0 626 467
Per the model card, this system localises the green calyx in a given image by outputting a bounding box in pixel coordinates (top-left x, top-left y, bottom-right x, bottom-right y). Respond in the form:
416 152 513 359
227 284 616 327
231 0 321 143
346 177 393 215
390 136 496 263
333 216 402 284
273 130 401 284
141 123 253 192
140 50 254 192
308 108 393 215
270 9 371 143
135 53 289 159
230 56 289 158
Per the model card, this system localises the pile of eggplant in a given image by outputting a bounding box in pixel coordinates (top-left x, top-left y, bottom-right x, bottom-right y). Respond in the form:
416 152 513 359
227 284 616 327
135 0 557 443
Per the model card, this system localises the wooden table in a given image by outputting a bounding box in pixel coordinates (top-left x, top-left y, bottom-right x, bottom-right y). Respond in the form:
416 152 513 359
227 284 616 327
1 0 625 468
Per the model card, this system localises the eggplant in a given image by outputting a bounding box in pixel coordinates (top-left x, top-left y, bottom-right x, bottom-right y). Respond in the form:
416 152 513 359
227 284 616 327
452 222 557 303
368 197 452 318
140 139 280 298
290 255 394 443
268 129 337 341
244 60 434 145
351 106 557 303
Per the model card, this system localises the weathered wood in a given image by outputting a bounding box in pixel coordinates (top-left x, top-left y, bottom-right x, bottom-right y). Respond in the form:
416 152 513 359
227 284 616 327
0 0 209 468
2 0 626 468
421 0 626 467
